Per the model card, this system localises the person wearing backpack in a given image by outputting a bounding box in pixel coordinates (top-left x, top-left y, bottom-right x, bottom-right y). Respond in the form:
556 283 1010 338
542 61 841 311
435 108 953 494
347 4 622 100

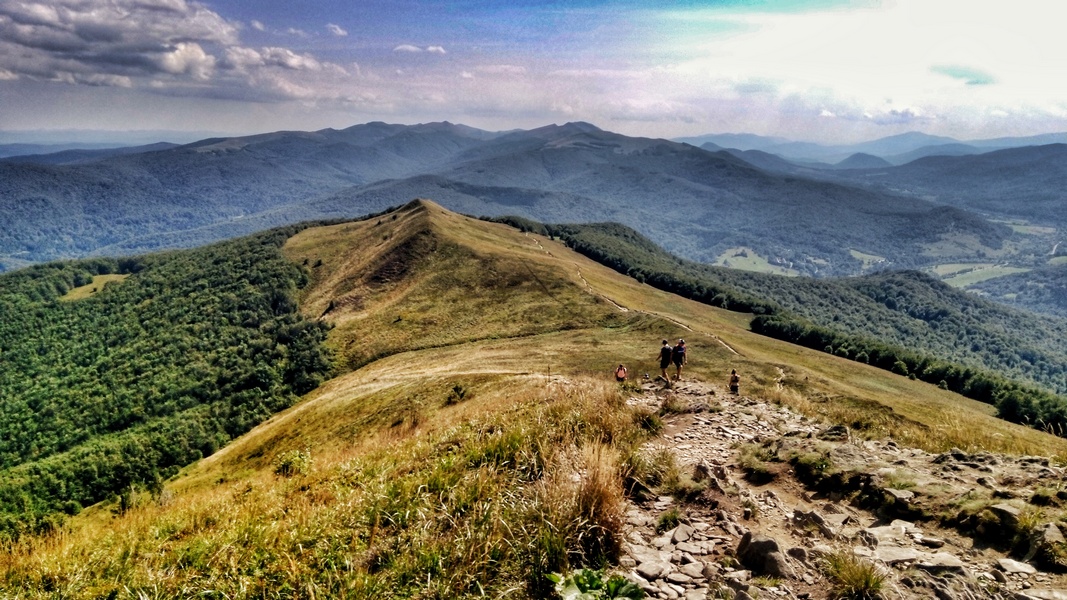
614 364 628 382
657 339 673 381
729 369 740 395
672 339 687 381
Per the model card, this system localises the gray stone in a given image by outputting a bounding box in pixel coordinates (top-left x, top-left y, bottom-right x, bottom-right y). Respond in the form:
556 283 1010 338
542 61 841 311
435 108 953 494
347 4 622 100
885 488 915 502
676 541 703 554
873 544 922 565
1000 558 1039 574
680 562 705 579
916 552 967 574
986 503 1022 532
666 572 693 585
737 532 796 579
638 560 672 580
702 562 720 580
1016 591 1067 600
1026 522 1067 570
861 523 908 546
787 547 808 562
672 524 695 544
919 536 946 548
656 580 680 600
620 556 637 569
684 591 707 600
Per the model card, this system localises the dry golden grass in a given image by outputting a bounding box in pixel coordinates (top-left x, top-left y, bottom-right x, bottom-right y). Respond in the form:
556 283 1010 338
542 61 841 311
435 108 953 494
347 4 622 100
8 200 1067 597
58 273 129 301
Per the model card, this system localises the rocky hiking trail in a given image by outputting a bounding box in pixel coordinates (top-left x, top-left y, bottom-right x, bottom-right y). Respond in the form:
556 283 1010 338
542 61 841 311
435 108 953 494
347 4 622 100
619 377 1067 600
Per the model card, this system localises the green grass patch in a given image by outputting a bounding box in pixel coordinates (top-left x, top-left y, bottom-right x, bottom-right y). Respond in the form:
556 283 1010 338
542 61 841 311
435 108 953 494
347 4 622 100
58 273 129 301
1050 256 1067 266
713 247 799 277
930 263 994 276
849 250 885 269
942 265 1031 288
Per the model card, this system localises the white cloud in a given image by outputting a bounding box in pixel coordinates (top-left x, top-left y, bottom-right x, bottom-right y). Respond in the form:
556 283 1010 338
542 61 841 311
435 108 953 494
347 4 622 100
461 71 474 79
426 46 446 54
261 47 322 71
327 23 347 37
393 44 422 53
250 20 265 32
157 42 215 80
285 27 308 37
0 68 17 81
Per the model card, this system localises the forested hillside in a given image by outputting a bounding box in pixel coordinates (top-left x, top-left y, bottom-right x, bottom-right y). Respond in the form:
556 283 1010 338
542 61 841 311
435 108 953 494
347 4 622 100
969 263 1067 318
0 227 332 537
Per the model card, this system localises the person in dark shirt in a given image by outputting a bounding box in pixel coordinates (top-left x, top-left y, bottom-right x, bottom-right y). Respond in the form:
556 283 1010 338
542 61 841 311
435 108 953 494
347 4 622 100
729 369 740 395
657 339 673 381
672 339 687 381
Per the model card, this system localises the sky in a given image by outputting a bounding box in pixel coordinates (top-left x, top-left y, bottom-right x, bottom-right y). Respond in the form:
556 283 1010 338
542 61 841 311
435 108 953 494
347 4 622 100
1 0 1065 144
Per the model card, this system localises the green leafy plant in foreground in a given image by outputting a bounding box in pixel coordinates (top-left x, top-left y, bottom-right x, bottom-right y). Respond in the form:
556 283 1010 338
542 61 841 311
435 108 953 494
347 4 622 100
549 568 645 600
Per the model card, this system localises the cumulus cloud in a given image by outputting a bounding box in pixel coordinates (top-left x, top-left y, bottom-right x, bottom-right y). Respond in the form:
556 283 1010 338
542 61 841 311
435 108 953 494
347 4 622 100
0 0 359 104
156 42 215 79
326 23 347 37
0 0 237 86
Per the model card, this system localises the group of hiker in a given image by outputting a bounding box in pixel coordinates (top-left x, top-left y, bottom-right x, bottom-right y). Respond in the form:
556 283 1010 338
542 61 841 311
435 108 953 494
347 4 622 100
612 339 741 395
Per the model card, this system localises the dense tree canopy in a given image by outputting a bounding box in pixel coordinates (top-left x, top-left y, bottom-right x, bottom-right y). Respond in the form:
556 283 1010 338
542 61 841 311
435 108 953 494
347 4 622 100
0 227 332 537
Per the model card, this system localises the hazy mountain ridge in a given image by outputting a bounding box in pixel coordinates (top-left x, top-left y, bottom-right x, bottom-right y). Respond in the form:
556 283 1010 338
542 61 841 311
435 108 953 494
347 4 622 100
677 130 1067 164
826 143 1067 227
0 121 1048 282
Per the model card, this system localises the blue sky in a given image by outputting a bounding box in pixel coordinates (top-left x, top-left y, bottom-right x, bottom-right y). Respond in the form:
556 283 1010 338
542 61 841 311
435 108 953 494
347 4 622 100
1 0 1065 143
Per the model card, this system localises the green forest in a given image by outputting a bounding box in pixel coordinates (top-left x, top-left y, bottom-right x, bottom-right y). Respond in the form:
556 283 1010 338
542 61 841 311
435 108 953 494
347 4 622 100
491 217 1067 435
0 227 332 538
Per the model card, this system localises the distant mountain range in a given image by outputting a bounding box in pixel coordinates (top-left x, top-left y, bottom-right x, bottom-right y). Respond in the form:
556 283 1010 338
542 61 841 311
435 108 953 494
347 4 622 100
0 122 1061 292
677 130 1067 165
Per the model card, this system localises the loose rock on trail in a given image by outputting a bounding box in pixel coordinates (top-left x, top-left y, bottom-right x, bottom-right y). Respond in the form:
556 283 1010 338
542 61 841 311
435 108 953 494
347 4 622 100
619 378 1067 600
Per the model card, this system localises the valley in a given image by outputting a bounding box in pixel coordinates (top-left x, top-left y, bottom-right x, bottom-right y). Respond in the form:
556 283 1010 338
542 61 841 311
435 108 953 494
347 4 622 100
2 201 1067 598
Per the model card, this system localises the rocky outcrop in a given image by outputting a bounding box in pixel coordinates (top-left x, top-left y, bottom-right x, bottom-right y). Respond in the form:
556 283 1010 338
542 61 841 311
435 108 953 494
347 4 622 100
617 378 1067 600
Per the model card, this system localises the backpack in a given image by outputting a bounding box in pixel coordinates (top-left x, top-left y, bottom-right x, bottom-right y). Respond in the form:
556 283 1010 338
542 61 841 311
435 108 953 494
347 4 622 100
672 345 686 360
659 346 673 362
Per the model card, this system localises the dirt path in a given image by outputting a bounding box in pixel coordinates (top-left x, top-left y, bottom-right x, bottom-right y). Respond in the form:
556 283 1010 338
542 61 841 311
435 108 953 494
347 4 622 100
619 378 1067 600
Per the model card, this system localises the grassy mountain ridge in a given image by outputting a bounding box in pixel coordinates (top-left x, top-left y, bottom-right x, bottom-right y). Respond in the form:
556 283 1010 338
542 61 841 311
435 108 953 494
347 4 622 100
519 220 1067 395
3 200 1067 597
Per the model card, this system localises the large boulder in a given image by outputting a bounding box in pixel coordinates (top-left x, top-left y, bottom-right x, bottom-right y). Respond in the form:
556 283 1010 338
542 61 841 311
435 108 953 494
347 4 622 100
736 532 796 578
1026 523 1067 572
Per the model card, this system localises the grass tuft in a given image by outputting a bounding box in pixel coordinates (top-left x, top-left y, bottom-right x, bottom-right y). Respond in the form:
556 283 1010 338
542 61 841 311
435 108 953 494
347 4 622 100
821 551 887 600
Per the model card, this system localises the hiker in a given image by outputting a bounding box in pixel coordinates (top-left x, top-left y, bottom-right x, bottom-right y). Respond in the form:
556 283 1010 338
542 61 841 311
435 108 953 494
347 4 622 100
657 339 673 381
614 364 628 382
672 339 687 380
729 369 740 395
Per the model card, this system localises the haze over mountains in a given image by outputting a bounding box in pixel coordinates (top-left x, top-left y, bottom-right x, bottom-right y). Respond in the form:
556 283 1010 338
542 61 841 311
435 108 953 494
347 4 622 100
1 120 1063 316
